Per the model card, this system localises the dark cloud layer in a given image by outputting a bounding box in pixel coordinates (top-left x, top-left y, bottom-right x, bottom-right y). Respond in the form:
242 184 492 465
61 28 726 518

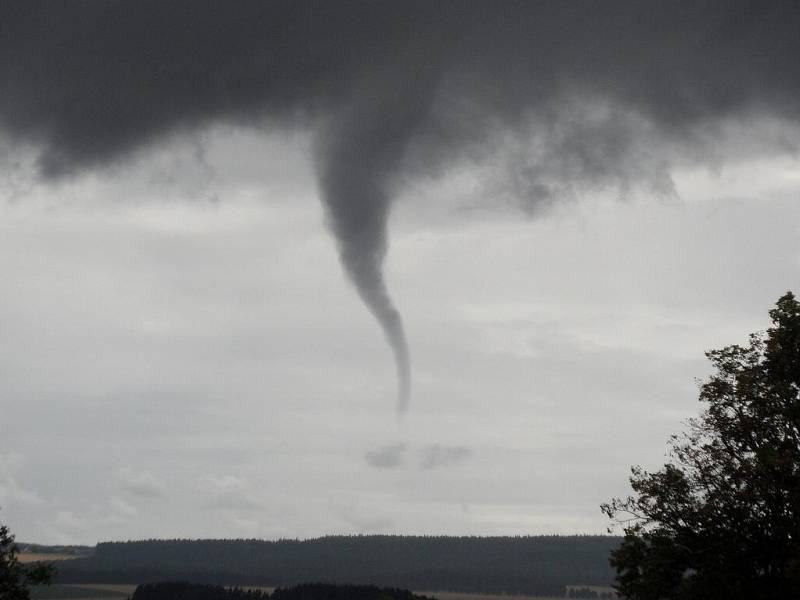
2 1 800 410
364 444 407 469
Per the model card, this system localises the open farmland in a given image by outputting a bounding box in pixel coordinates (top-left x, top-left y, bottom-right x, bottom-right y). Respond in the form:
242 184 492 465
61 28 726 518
19 553 82 564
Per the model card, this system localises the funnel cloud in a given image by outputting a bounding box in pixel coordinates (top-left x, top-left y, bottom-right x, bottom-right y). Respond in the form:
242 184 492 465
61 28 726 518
3 1 800 410
314 65 440 412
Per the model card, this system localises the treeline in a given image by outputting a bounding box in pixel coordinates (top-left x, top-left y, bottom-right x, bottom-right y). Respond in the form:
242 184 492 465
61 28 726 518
55 535 620 596
130 582 434 600
567 587 615 599
131 582 268 600
272 583 433 600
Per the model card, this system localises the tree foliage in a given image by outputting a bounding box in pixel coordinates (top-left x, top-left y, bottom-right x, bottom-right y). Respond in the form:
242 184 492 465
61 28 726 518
0 518 53 600
603 292 800 599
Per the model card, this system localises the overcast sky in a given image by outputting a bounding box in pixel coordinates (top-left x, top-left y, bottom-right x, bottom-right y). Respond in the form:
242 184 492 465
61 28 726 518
1 2 800 544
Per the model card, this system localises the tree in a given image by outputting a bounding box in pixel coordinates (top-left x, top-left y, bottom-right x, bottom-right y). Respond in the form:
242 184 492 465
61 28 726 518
0 516 53 600
602 292 800 600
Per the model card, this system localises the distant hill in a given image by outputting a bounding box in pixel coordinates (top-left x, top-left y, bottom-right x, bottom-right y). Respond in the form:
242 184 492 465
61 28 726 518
17 542 94 557
54 535 620 596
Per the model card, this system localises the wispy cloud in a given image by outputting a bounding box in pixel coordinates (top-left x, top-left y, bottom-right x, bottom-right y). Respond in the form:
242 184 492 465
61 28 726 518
114 468 166 498
0 453 46 508
109 496 139 519
332 499 397 534
197 474 261 511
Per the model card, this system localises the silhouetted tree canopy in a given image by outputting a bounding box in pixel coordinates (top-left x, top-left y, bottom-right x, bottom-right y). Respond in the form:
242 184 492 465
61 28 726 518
271 583 433 600
567 587 614 599
1 517 54 600
603 292 800 599
131 581 269 600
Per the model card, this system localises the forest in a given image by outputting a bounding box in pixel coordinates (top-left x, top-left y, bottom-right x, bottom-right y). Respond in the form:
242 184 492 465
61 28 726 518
54 535 620 596
129 582 435 600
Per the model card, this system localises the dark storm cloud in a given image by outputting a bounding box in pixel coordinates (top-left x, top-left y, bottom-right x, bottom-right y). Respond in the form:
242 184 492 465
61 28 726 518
3 1 800 410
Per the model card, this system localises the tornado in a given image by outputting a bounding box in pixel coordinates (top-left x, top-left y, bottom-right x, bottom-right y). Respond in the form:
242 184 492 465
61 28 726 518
316 145 411 412
314 71 437 413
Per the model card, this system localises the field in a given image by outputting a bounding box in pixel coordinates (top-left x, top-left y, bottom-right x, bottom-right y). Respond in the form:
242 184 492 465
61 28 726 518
18 553 82 563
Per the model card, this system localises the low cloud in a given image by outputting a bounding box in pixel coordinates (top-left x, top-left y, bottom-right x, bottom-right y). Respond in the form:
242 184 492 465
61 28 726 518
109 496 139 519
114 468 166 498
420 445 473 470
53 510 85 531
197 474 261 511
364 443 407 469
332 500 397 533
0 453 46 508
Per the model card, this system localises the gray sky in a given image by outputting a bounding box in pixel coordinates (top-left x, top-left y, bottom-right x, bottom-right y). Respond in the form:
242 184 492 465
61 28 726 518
1 2 800 544
2 129 797 544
